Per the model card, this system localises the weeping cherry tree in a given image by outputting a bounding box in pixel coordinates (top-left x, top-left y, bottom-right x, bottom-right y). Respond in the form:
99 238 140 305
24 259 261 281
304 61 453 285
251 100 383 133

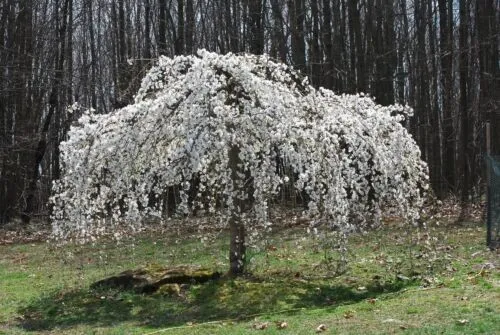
51 50 428 276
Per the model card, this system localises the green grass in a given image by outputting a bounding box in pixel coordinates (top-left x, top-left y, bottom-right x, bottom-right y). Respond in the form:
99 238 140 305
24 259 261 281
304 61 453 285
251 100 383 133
0 219 498 334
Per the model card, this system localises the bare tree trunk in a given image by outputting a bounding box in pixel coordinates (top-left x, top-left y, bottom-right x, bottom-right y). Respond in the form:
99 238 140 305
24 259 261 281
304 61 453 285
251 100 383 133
289 0 306 73
144 0 152 59
87 0 98 108
310 0 321 87
438 0 455 195
333 0 346 92
477 0 500 154
348 0 366 92
459 0 470 213
395 0 410 106
372 0 395 106
175 0 185 55
248 0 264 55
185 0 194 54
158 0 168 55
23 0 71 224
321 0 333 89
0 0 19 223
428 0 443 198
270 0 286 62
13 0 35 223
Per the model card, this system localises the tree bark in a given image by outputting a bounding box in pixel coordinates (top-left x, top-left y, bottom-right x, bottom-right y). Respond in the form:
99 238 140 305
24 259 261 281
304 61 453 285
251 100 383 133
459 0 470 210
477 0 500 154
248 0 264 55
428 0 443 198
228 145 246 276
348 0 366 92
333 0 346 92
289 0 306 73
270 0 286 62
372 0 395 106
310 0 321 87
144 0 152 59
185 0 194 54
438 0 455 195
321 0 333 89
158 0 168 55
0 0 20 223
175 0 184 55
23 0 70 224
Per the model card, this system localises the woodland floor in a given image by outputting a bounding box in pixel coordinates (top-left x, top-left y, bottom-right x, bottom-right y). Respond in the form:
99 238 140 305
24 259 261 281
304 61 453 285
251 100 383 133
0 205 498 334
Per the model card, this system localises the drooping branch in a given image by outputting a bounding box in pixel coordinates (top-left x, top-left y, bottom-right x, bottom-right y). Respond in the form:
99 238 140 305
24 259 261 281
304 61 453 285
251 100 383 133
51 51 428 275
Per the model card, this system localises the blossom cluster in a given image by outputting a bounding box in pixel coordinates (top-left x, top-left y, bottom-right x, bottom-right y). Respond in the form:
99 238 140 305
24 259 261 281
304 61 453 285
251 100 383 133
51 50 428 243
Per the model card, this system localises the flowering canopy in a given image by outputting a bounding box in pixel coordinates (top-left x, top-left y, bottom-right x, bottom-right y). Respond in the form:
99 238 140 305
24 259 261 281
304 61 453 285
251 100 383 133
51 50 428 243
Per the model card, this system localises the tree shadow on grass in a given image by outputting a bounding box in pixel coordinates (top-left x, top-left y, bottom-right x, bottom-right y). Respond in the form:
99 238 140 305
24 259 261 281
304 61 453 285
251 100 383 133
18 276 415 331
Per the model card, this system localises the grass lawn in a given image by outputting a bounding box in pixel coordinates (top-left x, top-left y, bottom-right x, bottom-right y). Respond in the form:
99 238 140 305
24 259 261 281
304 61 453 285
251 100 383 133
0 216 498 334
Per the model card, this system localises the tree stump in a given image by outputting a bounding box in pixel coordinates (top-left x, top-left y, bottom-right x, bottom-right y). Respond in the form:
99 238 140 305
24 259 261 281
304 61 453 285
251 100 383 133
90 264 220 294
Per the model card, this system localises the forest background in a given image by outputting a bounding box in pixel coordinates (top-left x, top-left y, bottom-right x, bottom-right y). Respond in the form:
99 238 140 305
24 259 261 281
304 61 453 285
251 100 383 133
0 0 498 225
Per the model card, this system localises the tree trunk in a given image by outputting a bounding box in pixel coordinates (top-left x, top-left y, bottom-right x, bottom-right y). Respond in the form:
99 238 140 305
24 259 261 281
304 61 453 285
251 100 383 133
289 0 306 73
144 0 152 59
414 0 430 165
372 0 395 106
248 0 263 55
428 0 443 197
333 0 346 92
88 0 98 108
185 0 194 54
23 0 70 224
175 0 184 55
438 0 455 195
14 0 35 223
321 0 333 89
459 0 470 212
310 0 321 87
228 145 246 276
269 0 286 62
229 213 246 276
0 0 20 223
348 0 366 92
158 0 168 55
477 0 500 154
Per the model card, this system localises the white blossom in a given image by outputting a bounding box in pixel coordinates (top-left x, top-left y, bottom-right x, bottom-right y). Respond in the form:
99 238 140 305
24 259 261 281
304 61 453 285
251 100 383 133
51 50 428 245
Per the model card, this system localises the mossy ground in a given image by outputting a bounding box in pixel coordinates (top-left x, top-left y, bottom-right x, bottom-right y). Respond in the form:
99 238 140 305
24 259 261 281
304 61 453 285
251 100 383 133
0 218 498 334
